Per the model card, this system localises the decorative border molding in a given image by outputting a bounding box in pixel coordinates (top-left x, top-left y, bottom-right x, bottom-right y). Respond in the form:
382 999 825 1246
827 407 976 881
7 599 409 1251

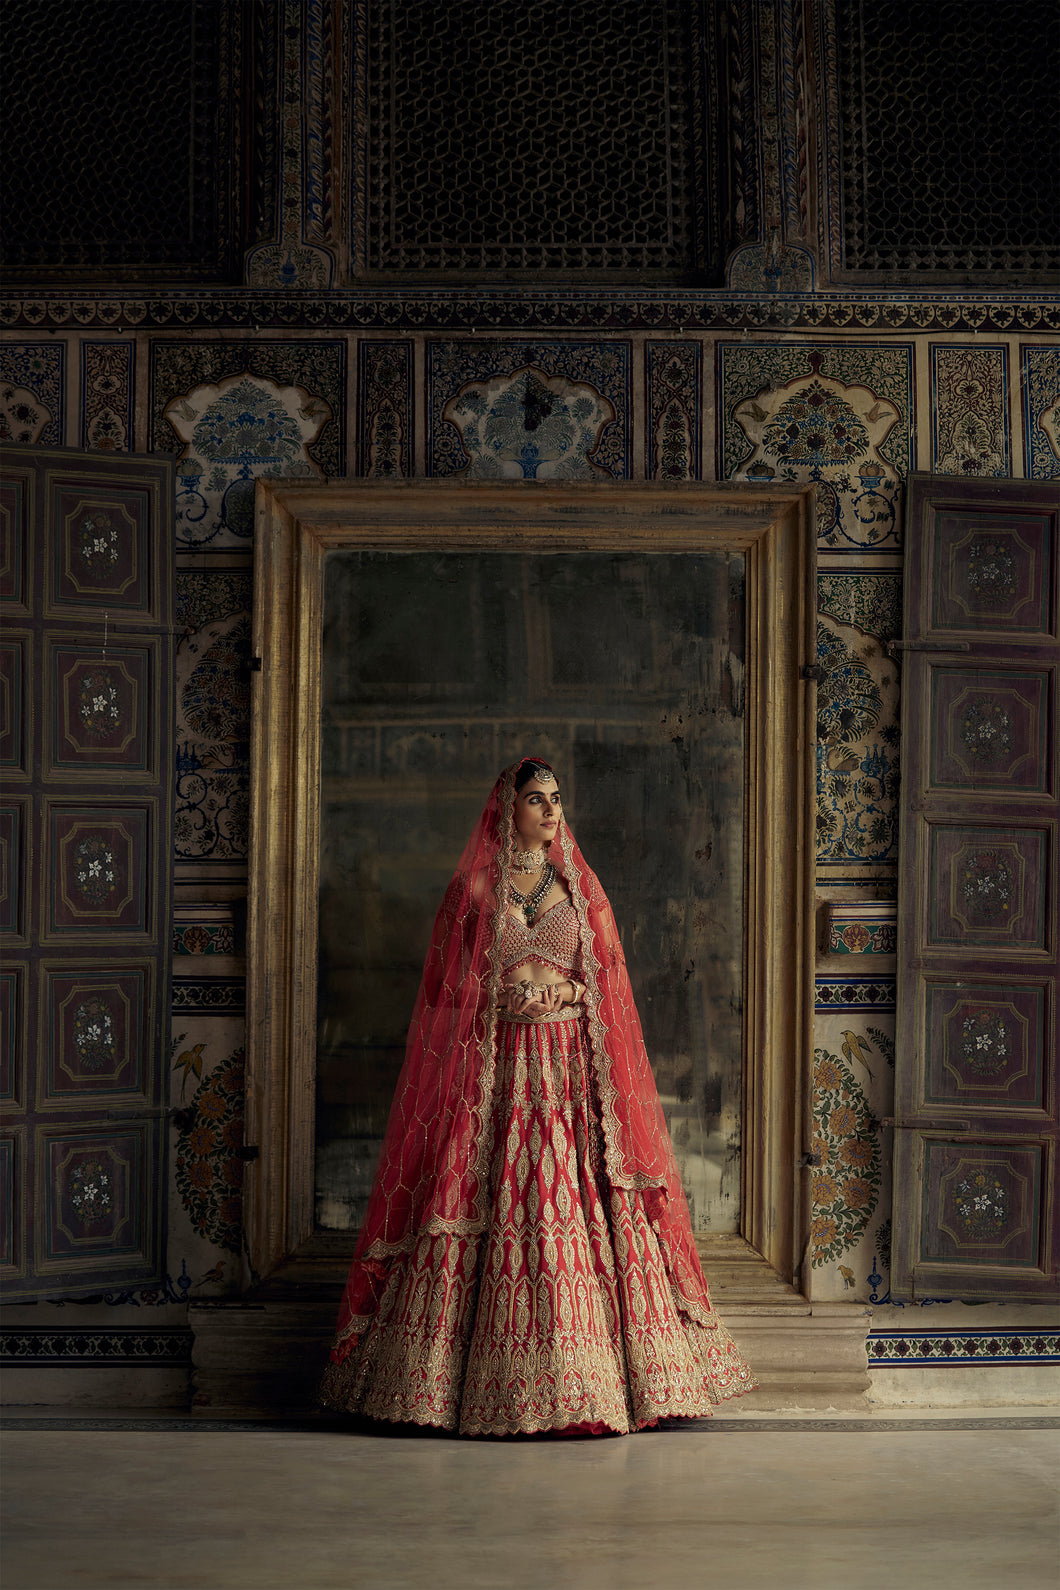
1 1329 192 1365
173 924 238 957
824 902 897 956
869 1331 1060 1367
2 293 1057 335
815 976 896 1012
171 978 246 1013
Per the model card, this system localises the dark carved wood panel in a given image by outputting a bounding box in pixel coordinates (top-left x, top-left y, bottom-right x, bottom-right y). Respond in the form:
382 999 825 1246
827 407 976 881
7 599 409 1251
893 475 1059 1301
0 447 173 1300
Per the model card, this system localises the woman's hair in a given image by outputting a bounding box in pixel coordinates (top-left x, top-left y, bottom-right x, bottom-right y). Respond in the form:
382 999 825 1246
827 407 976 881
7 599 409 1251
514 759 556 793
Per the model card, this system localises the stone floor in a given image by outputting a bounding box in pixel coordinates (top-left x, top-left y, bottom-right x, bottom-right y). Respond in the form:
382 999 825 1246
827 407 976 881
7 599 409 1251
3 1410 1058 1590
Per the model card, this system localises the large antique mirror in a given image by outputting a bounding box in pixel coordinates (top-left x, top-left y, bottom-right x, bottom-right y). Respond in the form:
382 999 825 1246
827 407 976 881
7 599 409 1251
246 480 816 1292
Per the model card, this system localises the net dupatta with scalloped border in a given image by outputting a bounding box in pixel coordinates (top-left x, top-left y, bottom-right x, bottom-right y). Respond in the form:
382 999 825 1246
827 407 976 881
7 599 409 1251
330 759 719 1356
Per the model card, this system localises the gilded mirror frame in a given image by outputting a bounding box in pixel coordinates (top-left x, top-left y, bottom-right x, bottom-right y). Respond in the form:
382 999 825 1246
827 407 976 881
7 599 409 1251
245 479 817 1291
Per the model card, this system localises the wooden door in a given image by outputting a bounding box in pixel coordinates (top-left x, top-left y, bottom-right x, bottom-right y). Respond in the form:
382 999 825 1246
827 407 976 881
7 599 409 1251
0 445 174 1298
891 474 1059 1300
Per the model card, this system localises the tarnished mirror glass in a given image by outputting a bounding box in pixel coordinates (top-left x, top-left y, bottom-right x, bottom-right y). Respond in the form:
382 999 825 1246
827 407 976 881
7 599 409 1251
315 549 745 1238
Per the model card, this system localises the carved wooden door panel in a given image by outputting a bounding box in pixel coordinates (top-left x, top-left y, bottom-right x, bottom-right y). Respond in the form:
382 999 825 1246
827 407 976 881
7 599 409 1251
0 445 174 1299
892 475 1059 1300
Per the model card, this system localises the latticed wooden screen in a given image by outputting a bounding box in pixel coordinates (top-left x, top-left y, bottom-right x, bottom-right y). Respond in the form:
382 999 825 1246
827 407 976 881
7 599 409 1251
354 0 720 276
0 446 174 1299
892 475 1059 1301
835 0 1059 276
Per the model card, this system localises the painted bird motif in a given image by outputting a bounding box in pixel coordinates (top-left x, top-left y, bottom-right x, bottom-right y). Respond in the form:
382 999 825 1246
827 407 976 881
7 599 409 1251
840 1029 875 1082
173 1041 207 1099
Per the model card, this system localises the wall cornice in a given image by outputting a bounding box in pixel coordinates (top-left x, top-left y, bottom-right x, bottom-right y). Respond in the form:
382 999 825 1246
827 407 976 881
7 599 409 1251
2 291 1058 337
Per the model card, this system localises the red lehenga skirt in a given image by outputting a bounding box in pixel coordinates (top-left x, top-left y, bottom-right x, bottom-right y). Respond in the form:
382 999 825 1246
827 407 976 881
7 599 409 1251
319 1007 756 1435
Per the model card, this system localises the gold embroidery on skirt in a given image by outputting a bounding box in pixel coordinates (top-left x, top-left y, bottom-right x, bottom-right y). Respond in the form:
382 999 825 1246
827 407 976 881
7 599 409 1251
321 1013 756 1433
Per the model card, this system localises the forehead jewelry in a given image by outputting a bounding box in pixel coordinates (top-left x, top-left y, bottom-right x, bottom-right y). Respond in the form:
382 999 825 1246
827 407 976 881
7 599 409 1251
528 766 555 786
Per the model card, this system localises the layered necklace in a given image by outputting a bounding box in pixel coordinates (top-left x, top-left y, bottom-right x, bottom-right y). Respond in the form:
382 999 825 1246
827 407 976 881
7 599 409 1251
509 860 556 926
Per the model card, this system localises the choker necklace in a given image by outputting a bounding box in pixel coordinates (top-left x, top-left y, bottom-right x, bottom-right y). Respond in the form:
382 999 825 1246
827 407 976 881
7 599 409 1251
510 862 556 926
511 846 546 874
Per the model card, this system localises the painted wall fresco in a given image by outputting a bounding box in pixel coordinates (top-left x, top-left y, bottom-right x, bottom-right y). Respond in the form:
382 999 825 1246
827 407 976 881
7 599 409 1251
930 344 1010 477
718 342 913 552
1021 344 1060 478
149 341 346 550
0 343 65 445
2 324 1055 1351
174 567 253 866
81 342 134 453
428 342 631 479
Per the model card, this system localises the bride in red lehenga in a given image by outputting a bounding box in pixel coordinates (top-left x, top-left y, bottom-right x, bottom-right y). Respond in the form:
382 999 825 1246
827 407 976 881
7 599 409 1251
320 757 756 1435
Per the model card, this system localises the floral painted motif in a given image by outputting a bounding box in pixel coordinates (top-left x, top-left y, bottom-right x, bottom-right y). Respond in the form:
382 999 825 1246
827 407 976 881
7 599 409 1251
78 671 122 736
358 343 412 478
810 1041 882 1267
174 1047 246 1253
960 698 1013 759
77 512 120 571
954 1170 1008 1238
961 1009 1010 1077
657 404 693 479
1020 344 1060 479
429 342 629 479
70 1159 114 1221
173 923 236 956
646 343 700 481
816 573 902 645
164 372 332 547
0 343 64 445
815 621 900 864
967 539 1017 605
0 382 50 444
72 998 116 1072
175 613 251 862
443 367 616 480
931 346 1009 477
74 837 117 904
82 342 133 453
721 344 911 551
761 380 870 475
960 849 1014 919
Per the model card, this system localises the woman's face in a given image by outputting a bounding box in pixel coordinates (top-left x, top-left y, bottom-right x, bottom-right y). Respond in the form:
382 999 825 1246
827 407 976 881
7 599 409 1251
513 776 563 849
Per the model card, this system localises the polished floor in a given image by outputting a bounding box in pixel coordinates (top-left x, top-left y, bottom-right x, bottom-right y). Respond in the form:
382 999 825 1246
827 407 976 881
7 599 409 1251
4 1412 1058 1590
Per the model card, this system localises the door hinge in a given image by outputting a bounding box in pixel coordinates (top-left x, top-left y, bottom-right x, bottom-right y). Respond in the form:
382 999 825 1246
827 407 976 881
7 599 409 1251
800 664 826 683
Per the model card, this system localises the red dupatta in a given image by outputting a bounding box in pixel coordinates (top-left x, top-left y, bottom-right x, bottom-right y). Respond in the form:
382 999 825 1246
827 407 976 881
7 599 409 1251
330 758 717 1357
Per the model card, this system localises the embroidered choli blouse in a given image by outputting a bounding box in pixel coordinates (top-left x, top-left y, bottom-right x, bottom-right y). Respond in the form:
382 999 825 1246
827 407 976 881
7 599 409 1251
501 898 581 979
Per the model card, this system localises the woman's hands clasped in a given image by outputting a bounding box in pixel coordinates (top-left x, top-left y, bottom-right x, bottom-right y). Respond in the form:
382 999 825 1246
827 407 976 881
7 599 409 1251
500 978 572 1018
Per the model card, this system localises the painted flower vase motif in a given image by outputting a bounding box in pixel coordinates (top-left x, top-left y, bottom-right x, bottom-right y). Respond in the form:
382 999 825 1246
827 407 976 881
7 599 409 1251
851 463 897 543
73 998 117 1072
165 373 332 547
443 367 616 480
954 1171 1008 1239
70 1159 114 1222
960 1009 1010 1077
